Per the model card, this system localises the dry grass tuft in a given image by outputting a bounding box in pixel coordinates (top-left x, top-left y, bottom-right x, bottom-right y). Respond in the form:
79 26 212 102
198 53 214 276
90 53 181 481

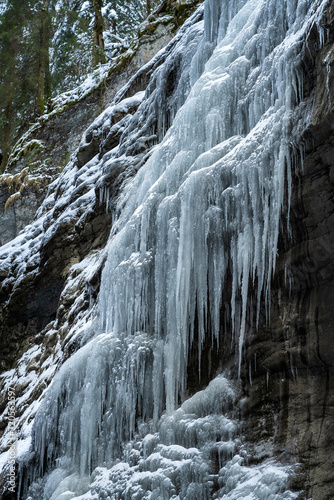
1 169 48 210
4 192 21 212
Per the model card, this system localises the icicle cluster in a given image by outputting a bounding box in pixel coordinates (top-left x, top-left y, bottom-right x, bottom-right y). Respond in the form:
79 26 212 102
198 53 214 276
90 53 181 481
25 0 329 497
99 0 307 418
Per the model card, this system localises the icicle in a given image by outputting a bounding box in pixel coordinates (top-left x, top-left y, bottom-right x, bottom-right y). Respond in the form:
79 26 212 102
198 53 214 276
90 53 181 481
23 0 324 497
325 59 332 109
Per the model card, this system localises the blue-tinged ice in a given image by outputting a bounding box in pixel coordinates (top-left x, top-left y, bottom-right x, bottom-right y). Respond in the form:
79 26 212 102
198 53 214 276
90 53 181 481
21 0 328 498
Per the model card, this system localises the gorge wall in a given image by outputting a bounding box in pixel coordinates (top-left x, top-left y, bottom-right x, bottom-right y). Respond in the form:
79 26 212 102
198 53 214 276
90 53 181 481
0 0 334 499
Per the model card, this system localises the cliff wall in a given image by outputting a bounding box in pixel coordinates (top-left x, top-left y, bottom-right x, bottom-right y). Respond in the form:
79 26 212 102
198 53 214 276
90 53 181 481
241 8 334 498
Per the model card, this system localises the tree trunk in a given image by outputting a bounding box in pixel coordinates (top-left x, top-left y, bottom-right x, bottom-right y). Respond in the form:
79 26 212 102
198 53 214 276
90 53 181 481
1 95 13 172
92 0 106 67
147 0 152 16
36 0 51 116
111 1 117 34
1 40 16 171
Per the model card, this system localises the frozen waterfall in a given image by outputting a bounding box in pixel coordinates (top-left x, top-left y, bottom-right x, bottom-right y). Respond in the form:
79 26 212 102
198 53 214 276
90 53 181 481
20 0 328 498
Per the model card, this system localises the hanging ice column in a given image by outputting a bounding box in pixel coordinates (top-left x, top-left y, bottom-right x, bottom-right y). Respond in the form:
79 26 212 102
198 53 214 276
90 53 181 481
99 0 306 405
31 0 317 484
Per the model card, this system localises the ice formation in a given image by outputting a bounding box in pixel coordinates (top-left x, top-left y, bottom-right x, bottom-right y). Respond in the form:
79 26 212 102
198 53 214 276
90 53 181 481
1 0 330 497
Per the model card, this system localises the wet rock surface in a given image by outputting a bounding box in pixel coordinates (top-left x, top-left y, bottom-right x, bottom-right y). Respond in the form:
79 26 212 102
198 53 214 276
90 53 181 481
239 16 334 499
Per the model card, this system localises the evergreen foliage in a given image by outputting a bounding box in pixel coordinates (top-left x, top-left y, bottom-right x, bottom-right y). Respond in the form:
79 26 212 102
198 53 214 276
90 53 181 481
0 0 161 171
0 0 36 166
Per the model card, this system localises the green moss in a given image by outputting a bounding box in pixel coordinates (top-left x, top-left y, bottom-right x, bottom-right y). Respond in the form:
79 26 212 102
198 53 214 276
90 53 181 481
24 141 46 163
7 139 46 169
138 22 157 36
114 51 135 74
57 152 71 173
171 0 202 31
63 152 71 168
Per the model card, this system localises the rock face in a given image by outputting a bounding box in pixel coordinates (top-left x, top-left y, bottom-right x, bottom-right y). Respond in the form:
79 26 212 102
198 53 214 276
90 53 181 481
0 186 44 247
240 11 334 500
0 1 334 499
